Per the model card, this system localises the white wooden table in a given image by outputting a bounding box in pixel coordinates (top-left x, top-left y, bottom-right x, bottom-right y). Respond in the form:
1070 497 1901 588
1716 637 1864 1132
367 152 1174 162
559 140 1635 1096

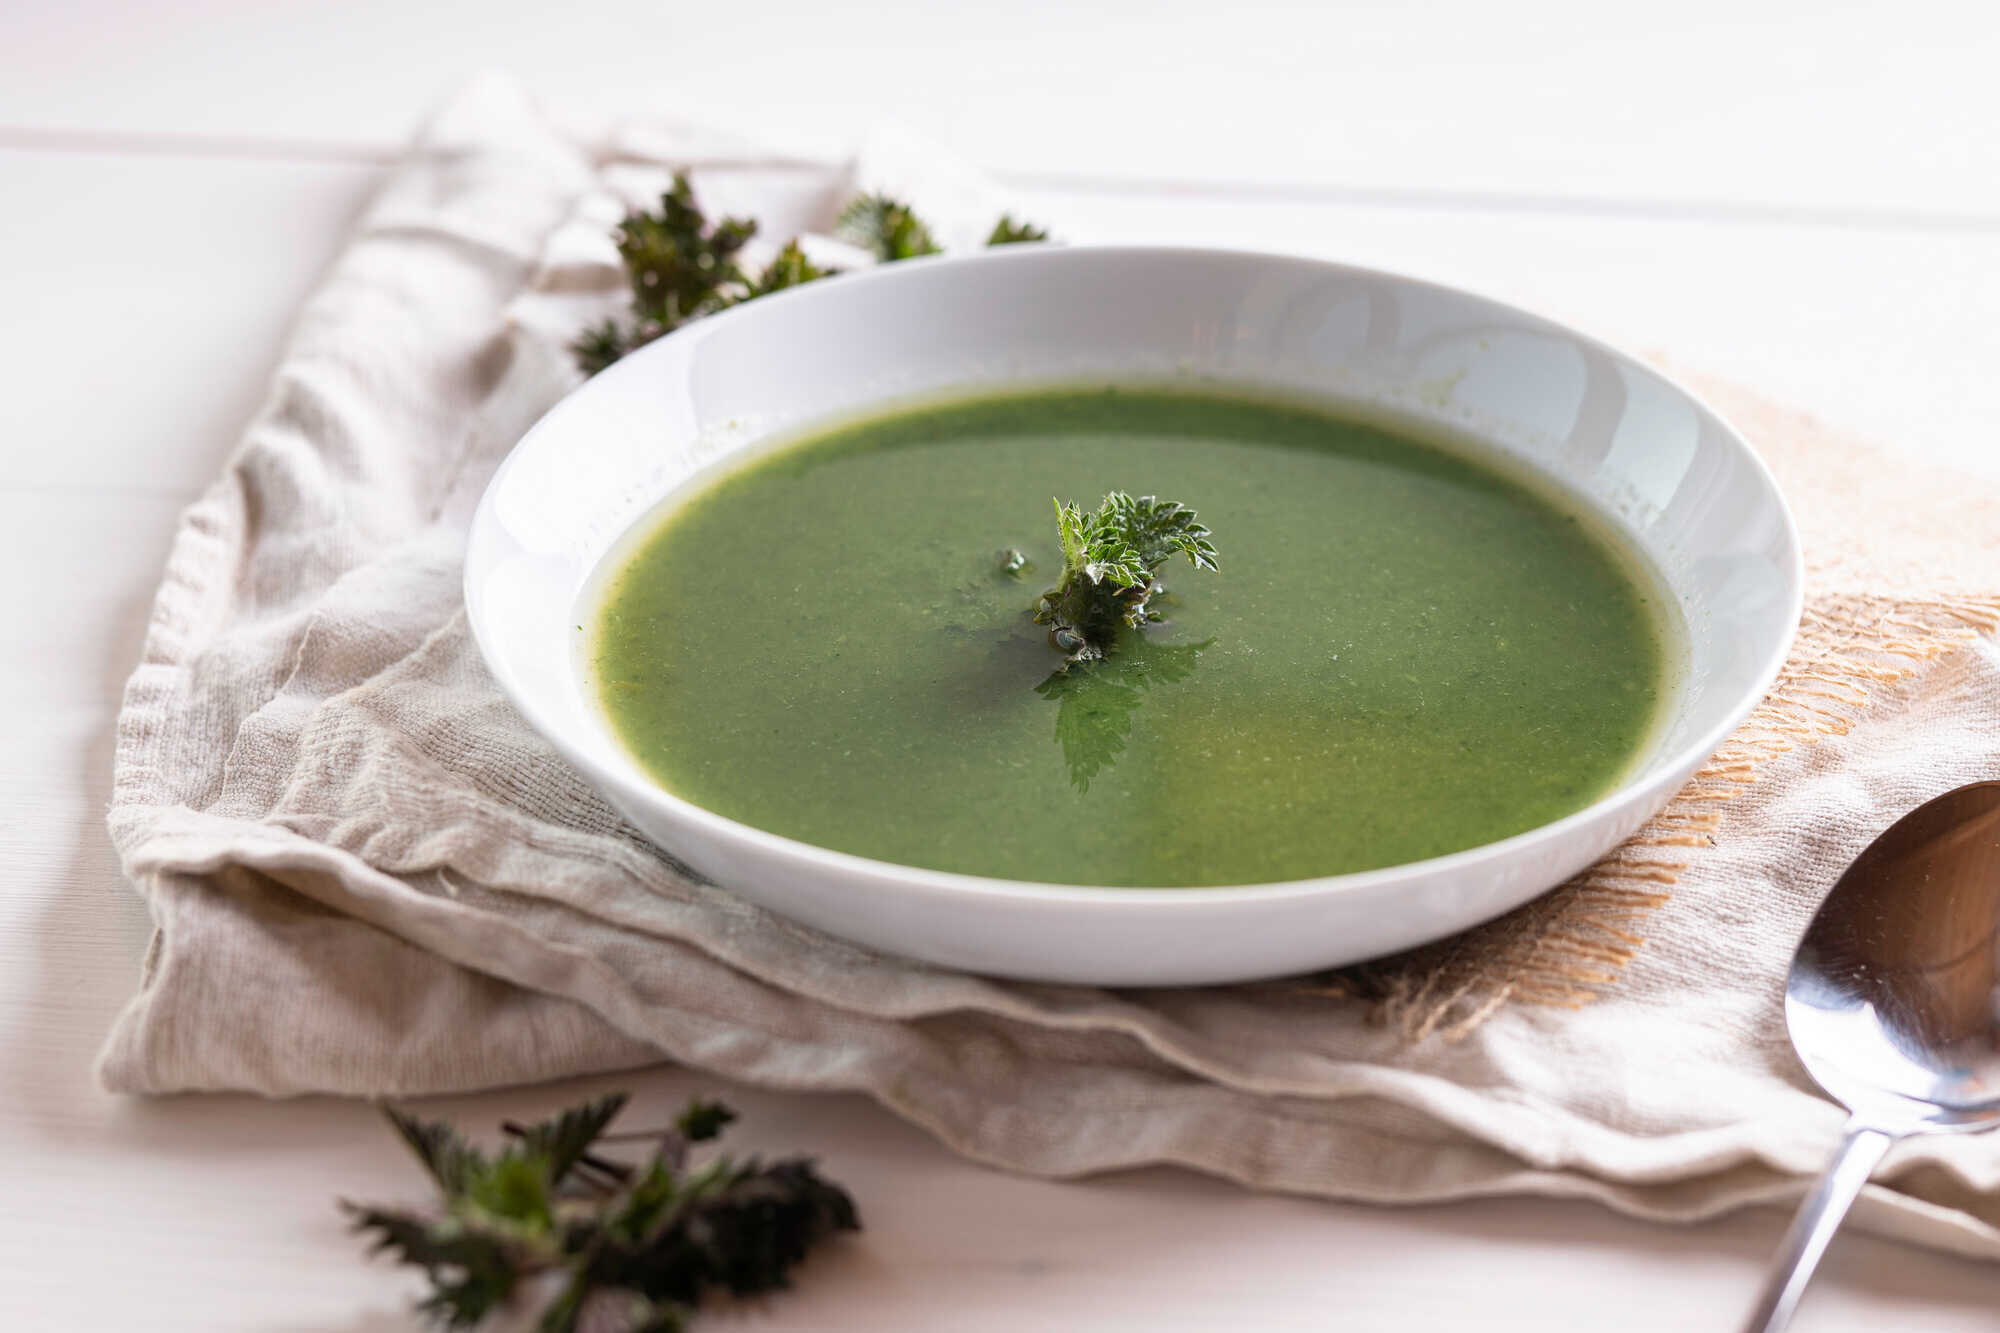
6 3 1999 1327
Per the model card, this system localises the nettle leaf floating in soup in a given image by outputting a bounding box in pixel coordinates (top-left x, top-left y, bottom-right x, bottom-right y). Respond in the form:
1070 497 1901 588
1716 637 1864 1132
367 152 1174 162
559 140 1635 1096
1036 637 1214 793
1034 492 1220 661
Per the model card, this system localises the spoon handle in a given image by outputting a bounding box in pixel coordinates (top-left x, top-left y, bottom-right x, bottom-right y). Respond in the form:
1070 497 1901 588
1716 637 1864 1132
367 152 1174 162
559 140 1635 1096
1741 1122 1895 1333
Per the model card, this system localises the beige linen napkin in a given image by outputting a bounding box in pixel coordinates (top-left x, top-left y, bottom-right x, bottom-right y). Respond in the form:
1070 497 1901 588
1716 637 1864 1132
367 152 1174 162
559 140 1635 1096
102 73 2000 1257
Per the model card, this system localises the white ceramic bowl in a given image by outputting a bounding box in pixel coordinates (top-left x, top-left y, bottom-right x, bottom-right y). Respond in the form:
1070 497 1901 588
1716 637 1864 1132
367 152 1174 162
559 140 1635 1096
465 246 1801 986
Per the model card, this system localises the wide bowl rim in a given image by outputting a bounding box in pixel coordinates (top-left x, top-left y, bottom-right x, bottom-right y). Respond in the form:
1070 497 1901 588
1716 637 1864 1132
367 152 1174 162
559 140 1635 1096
466 242 1805 910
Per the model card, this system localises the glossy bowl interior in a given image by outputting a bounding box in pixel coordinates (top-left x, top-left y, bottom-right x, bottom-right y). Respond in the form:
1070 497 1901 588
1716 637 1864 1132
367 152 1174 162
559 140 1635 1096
465 246 1801 985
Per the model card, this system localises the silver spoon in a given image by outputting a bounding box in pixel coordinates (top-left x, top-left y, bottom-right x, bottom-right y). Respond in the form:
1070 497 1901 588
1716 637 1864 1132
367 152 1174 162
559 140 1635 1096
1744 780 2000 1332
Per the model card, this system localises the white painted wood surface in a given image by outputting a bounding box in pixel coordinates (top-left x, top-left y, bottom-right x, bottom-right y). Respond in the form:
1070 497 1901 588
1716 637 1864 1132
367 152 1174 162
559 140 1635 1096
4 3 1998 1328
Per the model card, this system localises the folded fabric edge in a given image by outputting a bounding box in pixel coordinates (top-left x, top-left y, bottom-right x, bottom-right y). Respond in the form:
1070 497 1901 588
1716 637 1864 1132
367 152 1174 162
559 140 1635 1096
92 859 2000 1264
98 807 2000 1260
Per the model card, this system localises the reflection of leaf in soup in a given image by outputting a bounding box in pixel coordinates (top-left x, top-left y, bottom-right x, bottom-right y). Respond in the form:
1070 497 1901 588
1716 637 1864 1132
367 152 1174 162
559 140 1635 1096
1035 638 1213 793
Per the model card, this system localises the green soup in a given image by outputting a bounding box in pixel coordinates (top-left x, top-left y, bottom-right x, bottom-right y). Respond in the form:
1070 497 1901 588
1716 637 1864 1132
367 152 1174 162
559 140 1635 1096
589 387 1667 887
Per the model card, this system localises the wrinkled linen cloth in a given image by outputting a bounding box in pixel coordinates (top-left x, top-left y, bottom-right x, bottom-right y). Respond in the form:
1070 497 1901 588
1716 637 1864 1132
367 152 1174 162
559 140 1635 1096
101 72 2000 1257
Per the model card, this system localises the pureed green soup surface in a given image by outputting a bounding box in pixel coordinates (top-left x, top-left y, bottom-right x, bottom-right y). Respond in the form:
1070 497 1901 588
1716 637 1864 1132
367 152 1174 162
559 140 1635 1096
589 387 1668 887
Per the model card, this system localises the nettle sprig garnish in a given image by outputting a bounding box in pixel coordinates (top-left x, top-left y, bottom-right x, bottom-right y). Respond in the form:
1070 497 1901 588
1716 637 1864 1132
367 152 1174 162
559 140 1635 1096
1034 492 1219 661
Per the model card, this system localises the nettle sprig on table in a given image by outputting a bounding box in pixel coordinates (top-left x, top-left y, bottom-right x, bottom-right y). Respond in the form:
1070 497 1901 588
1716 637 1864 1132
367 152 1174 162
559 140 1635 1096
573 175 1052 375
345 1092 858 1332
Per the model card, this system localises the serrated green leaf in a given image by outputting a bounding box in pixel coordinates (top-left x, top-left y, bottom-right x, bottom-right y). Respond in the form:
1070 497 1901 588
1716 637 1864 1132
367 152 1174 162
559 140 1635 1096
570 319 634 377
514 1092 629 1187
674 1099 736 1144
462 1151 555 1230
616 174 757 332
384 1106 483 1198
1036 638 1213 791
343 1201 521 1329
986 215 1051 245
835 193 941 261
744 241 837 298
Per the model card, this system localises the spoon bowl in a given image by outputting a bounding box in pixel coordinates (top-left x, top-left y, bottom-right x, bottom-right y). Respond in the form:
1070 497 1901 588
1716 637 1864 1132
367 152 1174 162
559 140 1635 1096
1745 780 2000 1331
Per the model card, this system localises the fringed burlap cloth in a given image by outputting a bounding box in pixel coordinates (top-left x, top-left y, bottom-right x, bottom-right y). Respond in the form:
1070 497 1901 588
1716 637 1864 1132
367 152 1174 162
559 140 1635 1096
100 74 2000 1256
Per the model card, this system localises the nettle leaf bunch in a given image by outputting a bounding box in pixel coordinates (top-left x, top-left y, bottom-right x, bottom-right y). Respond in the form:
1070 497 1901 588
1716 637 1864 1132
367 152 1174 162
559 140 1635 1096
1034 492 1219 661
575 177 1052 375
345 1092 858 1332
572 176 836 375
